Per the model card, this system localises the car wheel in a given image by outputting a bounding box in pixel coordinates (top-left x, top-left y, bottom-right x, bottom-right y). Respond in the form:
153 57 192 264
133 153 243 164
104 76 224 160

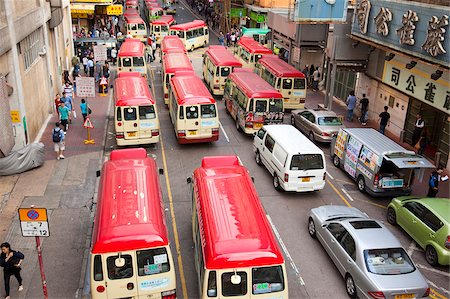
203 41 207 48
309 131 315 142
357 176 366 193
273 174 281 191
333 155 340 168
191 45 195 52
425 245 439 266
308 217 316 239
387 207 397 225
290 116 295 126
345 274 357 299
255 151 262 166
235 118 241 132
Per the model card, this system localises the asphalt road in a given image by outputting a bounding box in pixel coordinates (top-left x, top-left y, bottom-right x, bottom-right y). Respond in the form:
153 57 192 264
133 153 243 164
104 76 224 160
101 1 450 298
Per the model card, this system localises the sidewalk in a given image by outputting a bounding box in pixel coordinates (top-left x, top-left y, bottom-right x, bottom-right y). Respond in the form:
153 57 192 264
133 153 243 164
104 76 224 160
305 89 449 198
0 75 112 299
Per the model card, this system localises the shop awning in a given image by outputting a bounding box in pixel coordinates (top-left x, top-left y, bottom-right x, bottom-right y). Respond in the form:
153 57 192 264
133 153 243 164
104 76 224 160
71 3 95 14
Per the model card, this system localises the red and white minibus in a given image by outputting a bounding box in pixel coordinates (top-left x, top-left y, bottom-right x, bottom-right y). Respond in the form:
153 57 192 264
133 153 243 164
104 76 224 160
161 35 187 58
169 71 219 143
144 1 163 22
114 72 160 146
162 52 194 104
169 20 209 51
224 69 284 135
190 155 289 299
117 38 148 78
90 148 176 299
234 36 273 68
255 55 307 109
125 0 138 9
202 45 242 95
124 8 140 18
150 15 176 44
124 15 147 42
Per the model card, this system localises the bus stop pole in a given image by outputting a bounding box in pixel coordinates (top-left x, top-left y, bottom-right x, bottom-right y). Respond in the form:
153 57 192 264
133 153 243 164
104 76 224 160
36 236 48 299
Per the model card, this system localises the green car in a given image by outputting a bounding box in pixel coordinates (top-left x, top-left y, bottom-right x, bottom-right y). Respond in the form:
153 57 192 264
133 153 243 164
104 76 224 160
387 197 450 266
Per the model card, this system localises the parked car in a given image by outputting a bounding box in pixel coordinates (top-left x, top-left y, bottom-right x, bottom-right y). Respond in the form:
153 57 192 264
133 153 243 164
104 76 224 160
387 196 450 266
308 205 430 299
290 108 344 143
164 5 176 14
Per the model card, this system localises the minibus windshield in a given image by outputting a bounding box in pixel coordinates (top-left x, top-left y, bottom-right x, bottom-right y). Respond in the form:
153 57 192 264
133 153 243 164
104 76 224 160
290 154 323 170
252 266 284 294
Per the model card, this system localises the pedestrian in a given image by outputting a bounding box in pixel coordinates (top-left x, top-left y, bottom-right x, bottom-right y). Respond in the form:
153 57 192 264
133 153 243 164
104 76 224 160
88 58 94 77
80 99 89 122
103 61 110 79
151 40 157 61
82 56 88 74
60 91 73 124
412 113 425 147
94 61 102 82
346 90 357 121
111 47 117 65
58 102 70 132
52 122 65 160
230 32 236 47
218 31 225 46
417 128 429 156
226 32 231 47
302 65 309 78
312 67 320 91
378 105 390 135
427 166 444 197
309 64 315 88
359 93 369 125
0 242 24 299
54 93 62 116
63 81 73 99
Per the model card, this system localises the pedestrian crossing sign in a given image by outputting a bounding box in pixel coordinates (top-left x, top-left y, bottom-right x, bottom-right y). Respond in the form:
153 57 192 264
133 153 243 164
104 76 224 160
83 117 94 129
100 77 108 85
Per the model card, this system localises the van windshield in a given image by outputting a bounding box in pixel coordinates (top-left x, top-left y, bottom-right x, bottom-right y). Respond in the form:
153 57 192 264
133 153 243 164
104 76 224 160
290 154 323 170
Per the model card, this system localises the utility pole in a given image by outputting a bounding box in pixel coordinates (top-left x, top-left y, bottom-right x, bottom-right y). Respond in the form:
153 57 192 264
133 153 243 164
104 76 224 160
220 0 231 34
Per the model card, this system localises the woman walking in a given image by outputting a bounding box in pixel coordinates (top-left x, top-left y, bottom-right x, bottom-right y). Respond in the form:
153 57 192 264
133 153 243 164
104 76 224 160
0 242 24 299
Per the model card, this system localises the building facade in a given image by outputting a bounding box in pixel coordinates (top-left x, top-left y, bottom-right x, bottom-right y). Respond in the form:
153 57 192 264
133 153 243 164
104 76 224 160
0 0 74 157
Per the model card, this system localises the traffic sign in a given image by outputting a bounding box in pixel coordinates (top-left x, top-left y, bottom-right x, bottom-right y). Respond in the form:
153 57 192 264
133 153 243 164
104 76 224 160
100 77 108 85
18 208 50 237
93 45 107 62
83 117 94 129
76 77 95 98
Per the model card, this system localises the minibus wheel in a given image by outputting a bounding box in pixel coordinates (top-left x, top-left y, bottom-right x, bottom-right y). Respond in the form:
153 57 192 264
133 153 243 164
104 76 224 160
357 176 366 193
235 119 241 131
332 155 340 167
255 151 262 166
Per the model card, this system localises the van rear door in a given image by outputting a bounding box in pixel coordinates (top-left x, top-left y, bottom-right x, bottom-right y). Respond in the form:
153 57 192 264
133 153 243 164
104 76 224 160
287 154 325 191
138 105 158 139
123 107 139 140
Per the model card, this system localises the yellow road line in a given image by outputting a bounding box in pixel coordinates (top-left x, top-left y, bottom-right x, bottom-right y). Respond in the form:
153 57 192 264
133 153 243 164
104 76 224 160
359 199 388 210
431 288 448 299
160 134 189 299
326 178 352 207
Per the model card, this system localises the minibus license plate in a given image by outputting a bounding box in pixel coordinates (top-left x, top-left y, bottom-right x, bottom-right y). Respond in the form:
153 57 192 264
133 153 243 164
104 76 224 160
189 130 197 135
302 177 310 182
146 294 159 299
395 294 413 299
128 132 137 137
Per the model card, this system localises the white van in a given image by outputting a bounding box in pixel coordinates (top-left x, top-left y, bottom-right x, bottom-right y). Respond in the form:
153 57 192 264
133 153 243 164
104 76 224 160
253 124 326 192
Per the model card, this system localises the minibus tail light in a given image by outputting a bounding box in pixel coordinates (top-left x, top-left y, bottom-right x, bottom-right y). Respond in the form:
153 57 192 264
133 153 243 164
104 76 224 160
368 291 385 299
152 129 159 136
177 130 186 137
212 128 219 135
164 93 168 98
162 289 176 299
117 122 122 126
423 288 430 297
96 286 105 293
445 236 450 249
300 99 305 103
116 132 124 139
127 282 134 290
133 123 138 127
284 173 289 182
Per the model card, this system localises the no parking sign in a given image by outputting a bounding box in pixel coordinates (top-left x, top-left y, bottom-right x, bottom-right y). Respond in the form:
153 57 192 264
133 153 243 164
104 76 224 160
18 208 50 237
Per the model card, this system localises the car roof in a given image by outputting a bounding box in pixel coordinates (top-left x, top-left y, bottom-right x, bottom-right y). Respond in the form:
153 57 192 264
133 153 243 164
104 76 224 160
307 109 339 118
262 125 324 154
413 197 450 223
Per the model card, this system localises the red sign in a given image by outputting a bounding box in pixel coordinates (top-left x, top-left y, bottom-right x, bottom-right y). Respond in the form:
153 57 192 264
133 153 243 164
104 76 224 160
83 117 94 129
100 77 108 85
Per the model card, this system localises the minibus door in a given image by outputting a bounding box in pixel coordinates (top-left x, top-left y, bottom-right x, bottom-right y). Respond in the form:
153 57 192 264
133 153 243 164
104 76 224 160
122 107 140 140
184 105 200 137
104 253 138 298
138 105 157 139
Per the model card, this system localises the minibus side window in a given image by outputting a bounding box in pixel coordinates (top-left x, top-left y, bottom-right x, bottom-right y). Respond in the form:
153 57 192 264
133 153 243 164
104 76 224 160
179 106 184 119
124 107 137 120
139 105 156 119
207 271 217 297
186 106 199 119
201 104 216 118
133 56 145 67
116 107 122 121
205 28 208 36
222 271 247 296
106 255 133 280
186 30 193 40
252 266 285 294
215 67 219 76
118 58 122 67
248 98 254 111
93 255 103 281
282 78 292 89
123 58 132 67
137 247 170 276
276 78 281 89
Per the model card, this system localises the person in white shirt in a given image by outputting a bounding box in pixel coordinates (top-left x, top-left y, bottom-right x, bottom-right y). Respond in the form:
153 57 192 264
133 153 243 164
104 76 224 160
82 56 88 74
111 47 117 65
412 113 425 146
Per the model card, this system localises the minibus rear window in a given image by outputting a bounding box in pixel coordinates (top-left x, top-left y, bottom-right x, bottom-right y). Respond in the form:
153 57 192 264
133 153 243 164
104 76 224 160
290 154 324 170
133 56 145 67
220 67 231 77
137 247 170 276
123 58 132 67
252 266 284 294
255 54 263 63
124 107 137 120
255 100 267 113
154 25 161 32
222 271 247 296
138 24 146 30
107 255 133 280
186 106 199 119
282 79 292 89
269 99 283 113
294 78 306 89
139 106 156 119
201 104 216 118
93 255 103 281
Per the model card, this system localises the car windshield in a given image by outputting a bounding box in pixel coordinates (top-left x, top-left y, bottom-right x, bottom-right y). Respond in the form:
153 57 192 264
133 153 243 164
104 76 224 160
364 248 416 275
318 117 342 126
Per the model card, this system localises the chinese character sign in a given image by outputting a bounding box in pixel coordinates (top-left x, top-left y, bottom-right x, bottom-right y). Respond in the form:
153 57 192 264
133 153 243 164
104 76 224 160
397 10 419 45
374 7 392 36
422 15 449 57
356 0 371 34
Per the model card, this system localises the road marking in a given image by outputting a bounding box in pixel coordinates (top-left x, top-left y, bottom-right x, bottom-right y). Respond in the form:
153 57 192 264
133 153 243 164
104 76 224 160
335 178 351 184
340 187 354 202
407 240 418 256
326 179 352 207
267 215 305 286
219 121 230 142
428 282 449 299
417 264 450 278
160 134 189 299
325 171 334 180
359 198 388 209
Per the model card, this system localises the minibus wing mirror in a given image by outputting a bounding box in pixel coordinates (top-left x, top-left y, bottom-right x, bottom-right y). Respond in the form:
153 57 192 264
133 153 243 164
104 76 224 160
96 170 101 177
159 168 164 175
186 177 192 184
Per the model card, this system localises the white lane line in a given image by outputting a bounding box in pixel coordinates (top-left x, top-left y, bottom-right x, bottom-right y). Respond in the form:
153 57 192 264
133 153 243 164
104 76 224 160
326 171 334 180
219 121 230 142
267 215 305 286
407 240 417 257
340 187 354 201
417 263 450 278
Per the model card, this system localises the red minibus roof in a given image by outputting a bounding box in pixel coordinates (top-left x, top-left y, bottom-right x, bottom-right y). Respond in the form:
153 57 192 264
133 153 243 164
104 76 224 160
163 52 194 74
92 148 169 254
118 39 145 57
125 15 146 24
193 156 284 269
161 36 186 53
126 0 138 4
151 15 175 25
205 45 242 67
170 20 206 31
237 36 273 54
124 8 139 17
114 74 155 106
170 73 215 106
229 69 283 99
258 55 306 78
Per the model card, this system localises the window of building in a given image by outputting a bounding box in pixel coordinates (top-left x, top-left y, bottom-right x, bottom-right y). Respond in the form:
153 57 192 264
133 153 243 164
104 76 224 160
19 28 43 70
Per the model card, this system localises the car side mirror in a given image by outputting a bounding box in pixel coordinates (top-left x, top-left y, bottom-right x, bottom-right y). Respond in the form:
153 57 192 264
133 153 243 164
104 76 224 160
186 177 192 184
159 168 164 175
253 132 257 137
96 170 101 177
321 223 327 228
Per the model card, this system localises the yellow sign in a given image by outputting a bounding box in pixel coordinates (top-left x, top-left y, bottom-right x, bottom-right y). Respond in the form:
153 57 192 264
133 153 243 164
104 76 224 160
107 5 123 15
18 208 48 222
71 0 112 3
10 110 20 123
71 3 95 14
71 13 89 18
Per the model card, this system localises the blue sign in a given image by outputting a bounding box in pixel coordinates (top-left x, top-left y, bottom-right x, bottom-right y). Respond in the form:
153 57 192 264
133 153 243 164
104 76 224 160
27 209 39 220
351 0 450 65
294 0 348 23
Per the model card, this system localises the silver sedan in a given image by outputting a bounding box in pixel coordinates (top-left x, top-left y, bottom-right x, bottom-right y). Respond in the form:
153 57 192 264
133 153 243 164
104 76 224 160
308 205 430 299
290 109 344 143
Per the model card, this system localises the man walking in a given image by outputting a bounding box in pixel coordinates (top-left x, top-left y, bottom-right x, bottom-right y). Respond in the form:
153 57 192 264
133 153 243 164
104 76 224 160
111 47 117 65
378 106 390 135
58 102 70 132
359 93 369 125
218 32 225 46
312 67 320 91
346 90 357 121
88 58 94 77
61 91 73 124
427 166 444 197
412 113 425 146
82 56 88 74
52 122 65 160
